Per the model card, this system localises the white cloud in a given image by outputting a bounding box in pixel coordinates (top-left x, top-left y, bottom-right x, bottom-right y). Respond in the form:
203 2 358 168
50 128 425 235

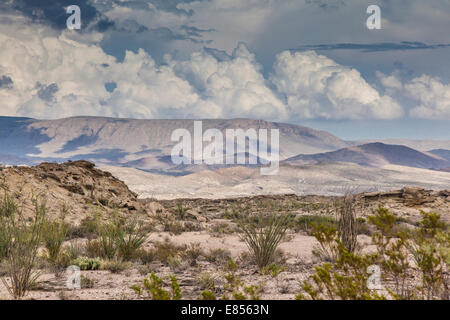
13 10 450 122
377 71 450 120
0 14 287 120
406 75 450 120
376 71 403 91
170 43 288 120
270 51 404 120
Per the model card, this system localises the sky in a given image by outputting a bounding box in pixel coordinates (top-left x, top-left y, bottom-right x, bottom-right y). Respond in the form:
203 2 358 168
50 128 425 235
0 0 449 140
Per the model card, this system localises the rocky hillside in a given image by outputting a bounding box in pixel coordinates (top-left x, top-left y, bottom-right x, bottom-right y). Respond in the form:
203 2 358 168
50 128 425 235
0 161 146 223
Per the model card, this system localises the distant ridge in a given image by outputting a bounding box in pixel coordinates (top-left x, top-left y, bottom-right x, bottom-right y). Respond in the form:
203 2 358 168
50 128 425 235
0 116 349 170
285 142 450 170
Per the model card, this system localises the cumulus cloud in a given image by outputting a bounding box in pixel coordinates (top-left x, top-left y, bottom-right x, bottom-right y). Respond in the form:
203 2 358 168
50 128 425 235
169 43 288 120
0 12 408 122
0 13 287 120
378 72 450 120
10 5 450 123
405 75 450 120
270 51 404 120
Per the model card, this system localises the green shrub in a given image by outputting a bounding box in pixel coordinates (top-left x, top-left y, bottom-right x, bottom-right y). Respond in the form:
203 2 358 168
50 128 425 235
296 207 449 300
72 256 102 270
0 193 16 261
222 272 261 300
115 217 148 261
199 290 216 300
261 263 286 277
0 196 47 299
239 213 292 269
132 273 182 300
293 215 337 235
152 241 185 265
42 218 69 262
86 211 149 261
64 241 85 260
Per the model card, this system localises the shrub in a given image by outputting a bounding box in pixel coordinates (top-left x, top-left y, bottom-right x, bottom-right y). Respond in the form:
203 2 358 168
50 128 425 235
239 213 292 269
85 239 102 258
205 248 231 265
115 217 148 261
72 256 102 270
42 218 69 262
102 258 129 274
163 220 185 235
199 290 216 300
296 206 449 300
132 273 182 300
134 248 156 264
261 263 286 277
87 212 149 261
66 210 102 239
174 202 190 220
0 196 47 299
64 241 85 261
293 215 337 235
96 216 120 260
0 194 16 261
226 257 237 272
222 272 261 300
81 275 95 289
153 241 185 265
183 243 203 266
408 211 449 300
198 272 215 291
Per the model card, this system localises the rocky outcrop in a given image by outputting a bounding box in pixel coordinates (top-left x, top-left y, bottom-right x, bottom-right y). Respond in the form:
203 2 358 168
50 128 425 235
362 187 445 206
0 160 144 219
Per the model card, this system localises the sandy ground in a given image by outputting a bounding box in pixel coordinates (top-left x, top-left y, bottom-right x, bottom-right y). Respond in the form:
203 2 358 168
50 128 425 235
0 231 321 300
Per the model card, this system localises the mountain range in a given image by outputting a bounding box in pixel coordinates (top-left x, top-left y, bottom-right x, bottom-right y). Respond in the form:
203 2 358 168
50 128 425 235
1 116 449 198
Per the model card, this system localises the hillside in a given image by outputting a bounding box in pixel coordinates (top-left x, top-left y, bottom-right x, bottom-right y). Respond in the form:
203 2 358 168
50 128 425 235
285 143 450 170
0 116 349 171
0 160 146 222
429 149 450 162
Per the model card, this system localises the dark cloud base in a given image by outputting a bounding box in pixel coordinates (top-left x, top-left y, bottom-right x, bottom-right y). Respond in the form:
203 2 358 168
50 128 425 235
10 0 114 32
0 75 13 89
293 41 450 53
